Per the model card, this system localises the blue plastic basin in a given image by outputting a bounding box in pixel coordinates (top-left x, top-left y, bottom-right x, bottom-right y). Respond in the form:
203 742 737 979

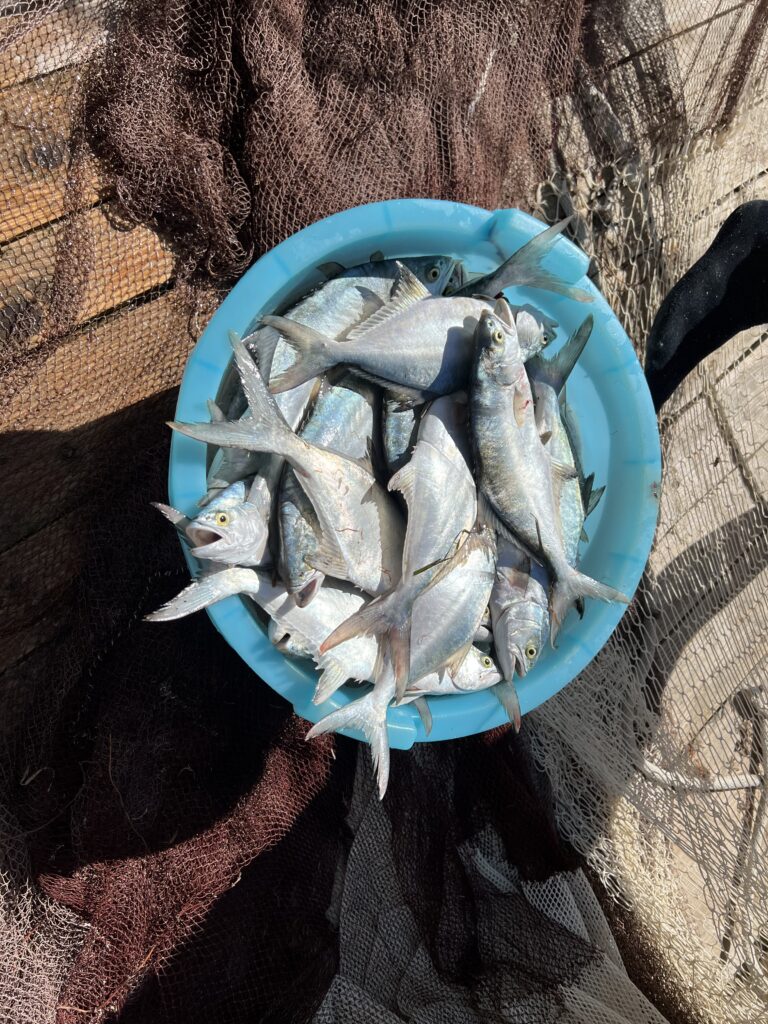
168 199 661 750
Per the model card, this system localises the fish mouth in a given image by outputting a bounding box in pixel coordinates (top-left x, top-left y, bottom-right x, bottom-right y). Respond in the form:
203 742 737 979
293 572 324 608
510 645 527 679
186 525 224 555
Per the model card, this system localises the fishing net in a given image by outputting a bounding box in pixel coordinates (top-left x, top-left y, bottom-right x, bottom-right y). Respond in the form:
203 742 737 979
1 0 768 1021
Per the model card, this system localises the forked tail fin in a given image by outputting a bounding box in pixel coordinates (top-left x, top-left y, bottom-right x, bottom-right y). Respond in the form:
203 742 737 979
455 218 593 303
550 566 629 645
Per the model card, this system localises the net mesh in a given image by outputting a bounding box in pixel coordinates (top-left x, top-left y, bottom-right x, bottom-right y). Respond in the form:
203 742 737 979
1 1 768 1021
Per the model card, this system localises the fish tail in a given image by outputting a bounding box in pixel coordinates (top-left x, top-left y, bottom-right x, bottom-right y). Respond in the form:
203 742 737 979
260 315 339 393
169 349 301 462
319 590 413 700
313 658 352 704
145 568 264 622
491 219 592 303
152 502 190 532
529 315 594 394
492 680 522 732
550 566 629 644
306 689 392 798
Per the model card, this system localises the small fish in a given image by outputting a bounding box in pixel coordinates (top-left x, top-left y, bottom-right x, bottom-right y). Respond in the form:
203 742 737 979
490 539 549 682
529 315 593 566
263 223 590 402
169 358 404 596
319 393 478 697
185 480 270 566
208 258 453 507
278 374 377 605
250 255 458 417
263 267 491 402
470 305 627 642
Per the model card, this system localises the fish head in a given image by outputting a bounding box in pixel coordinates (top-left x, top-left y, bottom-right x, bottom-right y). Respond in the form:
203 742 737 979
268 619 313 659
186 481 268 565
292 569 324 607
491 566 549 681
515 310 548 360
404 256 461 296
456 647 503 690
474 306 522 386
510 304 558 347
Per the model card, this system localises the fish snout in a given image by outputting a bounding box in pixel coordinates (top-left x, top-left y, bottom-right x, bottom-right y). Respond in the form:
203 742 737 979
293 571 323 607
187 524 224 557
510 645 527 679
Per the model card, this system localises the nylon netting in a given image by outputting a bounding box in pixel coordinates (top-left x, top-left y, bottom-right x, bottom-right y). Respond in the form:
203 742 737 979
1 1 767 1022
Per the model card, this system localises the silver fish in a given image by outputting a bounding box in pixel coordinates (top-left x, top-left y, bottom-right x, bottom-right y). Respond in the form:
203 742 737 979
169 358 404 596
406 526 497 693
490 538 549 682
279 374 377 605
319 393 477 697
202 259 454 505
250 255 458 424
470 305 627 641
529 316 593 567
264 224 591 402
264 268 492 403
185 480 269 566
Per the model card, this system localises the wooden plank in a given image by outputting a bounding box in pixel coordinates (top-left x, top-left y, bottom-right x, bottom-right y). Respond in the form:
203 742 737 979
0 0 105 90
0 65 100 243
0 507 82 672
1 294 189 555
0 202 175 334
5 291 189 432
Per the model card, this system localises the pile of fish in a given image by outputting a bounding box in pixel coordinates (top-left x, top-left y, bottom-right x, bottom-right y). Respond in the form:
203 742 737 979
148 220 627 797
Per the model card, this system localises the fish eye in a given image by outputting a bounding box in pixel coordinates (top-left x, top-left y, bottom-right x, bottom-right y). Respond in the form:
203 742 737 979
215 512 229 526
427 266 440 281
525 643 537 660
492 329 505 345
482 656 493 668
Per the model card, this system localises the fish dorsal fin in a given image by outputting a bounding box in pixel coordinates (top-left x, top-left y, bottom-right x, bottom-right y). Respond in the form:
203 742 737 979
229 330 269 416
388 458 417 509
317 261 345 279
587 482 605 517
345 261 428 342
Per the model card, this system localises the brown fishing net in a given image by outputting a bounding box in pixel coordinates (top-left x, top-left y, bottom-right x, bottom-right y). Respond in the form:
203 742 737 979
2 1 768 1021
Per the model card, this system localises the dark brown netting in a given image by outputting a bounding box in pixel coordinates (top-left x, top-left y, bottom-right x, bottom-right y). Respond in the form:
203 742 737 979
2 1 768 1022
